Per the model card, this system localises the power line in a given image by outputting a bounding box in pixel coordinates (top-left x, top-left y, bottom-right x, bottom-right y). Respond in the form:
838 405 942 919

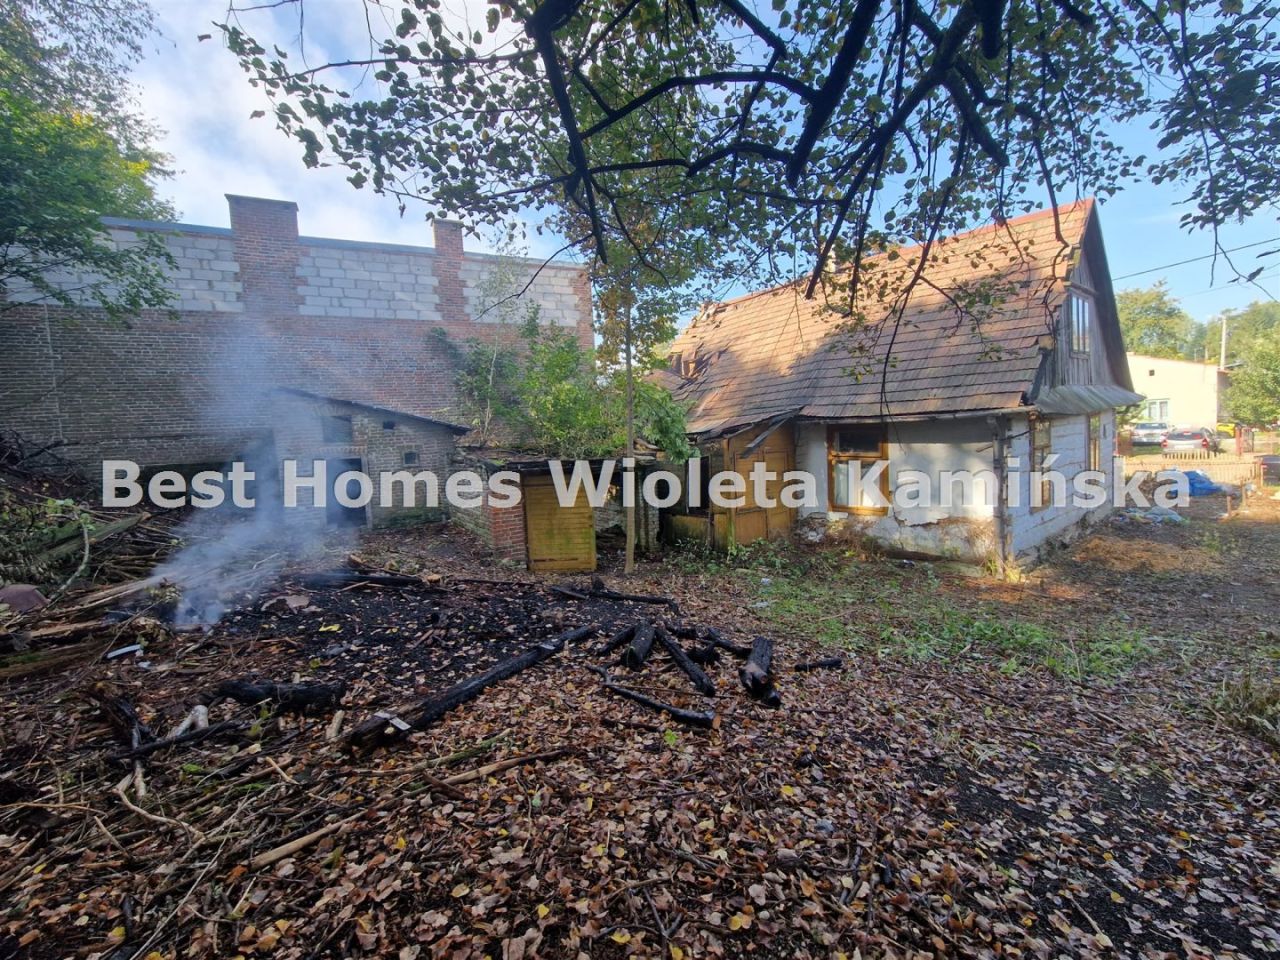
1112 238 1278 281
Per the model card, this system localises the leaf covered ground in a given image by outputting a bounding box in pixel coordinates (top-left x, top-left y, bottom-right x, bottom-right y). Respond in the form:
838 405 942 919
1 494 1277 960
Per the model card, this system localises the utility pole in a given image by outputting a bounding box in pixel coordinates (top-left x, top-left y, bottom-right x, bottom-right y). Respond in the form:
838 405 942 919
1219 315 1229 370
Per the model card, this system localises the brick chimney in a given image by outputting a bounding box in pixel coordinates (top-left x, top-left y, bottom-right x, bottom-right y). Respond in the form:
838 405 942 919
433 218 468 324
227 195 300 317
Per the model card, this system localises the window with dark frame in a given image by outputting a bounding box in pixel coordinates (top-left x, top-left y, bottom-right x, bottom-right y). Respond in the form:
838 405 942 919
827 425 888 515
403 451 418 465
383 420 396 431
321 414 353 444
1068 292 1092 355
1031 416 1052 511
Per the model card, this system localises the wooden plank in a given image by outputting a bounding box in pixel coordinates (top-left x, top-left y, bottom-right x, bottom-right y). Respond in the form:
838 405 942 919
522 473 596 572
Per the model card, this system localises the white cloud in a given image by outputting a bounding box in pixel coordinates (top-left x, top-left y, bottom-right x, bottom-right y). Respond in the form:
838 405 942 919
134 0 556 257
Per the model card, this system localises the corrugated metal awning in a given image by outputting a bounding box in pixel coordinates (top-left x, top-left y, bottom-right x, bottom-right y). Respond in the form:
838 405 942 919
1031 384 1144 415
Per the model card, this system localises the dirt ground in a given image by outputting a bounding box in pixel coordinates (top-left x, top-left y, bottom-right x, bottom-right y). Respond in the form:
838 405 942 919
1 491 1277 960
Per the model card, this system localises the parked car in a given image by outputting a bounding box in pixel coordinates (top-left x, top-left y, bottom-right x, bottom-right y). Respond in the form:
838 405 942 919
1260 455 1280 484
1131 421 1169 444
1162 428 1220 454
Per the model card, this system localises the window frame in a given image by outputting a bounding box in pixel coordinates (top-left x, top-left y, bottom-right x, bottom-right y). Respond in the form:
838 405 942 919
827 425 889 516
1067 290 1093 356
321 414 354 445
1031 415 1053 512
1088 415 1102 473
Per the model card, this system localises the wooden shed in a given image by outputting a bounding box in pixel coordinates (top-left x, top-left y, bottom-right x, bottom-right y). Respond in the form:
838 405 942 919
449 453 602 573
666 417 798 549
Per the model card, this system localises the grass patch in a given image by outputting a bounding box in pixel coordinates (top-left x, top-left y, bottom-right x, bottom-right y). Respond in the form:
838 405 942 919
1215 676 1280 747
730 550 1152 679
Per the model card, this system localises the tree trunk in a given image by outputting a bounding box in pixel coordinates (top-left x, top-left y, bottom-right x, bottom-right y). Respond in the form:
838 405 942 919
624 298 636 575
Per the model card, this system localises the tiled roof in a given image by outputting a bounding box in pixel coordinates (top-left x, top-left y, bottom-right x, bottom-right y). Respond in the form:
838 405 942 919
668 202 1094 436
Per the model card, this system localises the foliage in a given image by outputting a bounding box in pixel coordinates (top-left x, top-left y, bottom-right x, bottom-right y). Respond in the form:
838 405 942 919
0 91 175 322
0 0 166 166
1205 300 1280 367
441 319 693 461
0 0 174 321
1215 675 1280 748
1225 333 1280 425
1115 282 1200 360
220 0 1279 298
0 488 91 588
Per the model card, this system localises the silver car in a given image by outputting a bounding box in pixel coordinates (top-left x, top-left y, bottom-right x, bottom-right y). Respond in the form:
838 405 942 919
1162 428 1220 454
1131 421 1168 445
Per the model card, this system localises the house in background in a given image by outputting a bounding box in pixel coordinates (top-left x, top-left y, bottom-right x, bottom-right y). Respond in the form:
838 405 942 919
661 201 1142 568
1125 354 1227 429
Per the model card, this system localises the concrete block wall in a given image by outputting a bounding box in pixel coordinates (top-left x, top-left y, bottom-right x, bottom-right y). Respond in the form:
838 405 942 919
0 196 595 470
4 226 244 313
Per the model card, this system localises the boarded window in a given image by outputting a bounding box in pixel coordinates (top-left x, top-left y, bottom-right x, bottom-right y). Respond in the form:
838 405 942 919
828 425 888 514
321 414 353 444
1068 292 1092 354
1031 416 1052 511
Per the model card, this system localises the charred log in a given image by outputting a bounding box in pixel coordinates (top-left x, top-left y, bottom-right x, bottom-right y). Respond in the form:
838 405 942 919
595 624 636 656
214 680 346 715
705 628 752 660
596 677 715 729
795 656 844 672
739 636 782 707
622 623 656 670
655 628 716 696
346 624 595 751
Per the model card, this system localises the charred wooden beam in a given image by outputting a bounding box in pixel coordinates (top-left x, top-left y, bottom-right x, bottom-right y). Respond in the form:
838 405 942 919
346 624 595 751
596 677 715 729
705 628 752 660
595 624 636 656
655 627 717 695
296 571 434 590
214 680 346 715
687 641 721 666
622 622 656 670
794 656 844 672
739 636 782 707
589 578 680 613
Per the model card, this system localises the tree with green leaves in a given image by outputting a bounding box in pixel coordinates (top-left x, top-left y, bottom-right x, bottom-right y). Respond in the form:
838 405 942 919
0 0 174 322
1225 333 1280 426
221 0 1278 302
1115 282 1200 360
1203 301 1280 368
442 316 692 461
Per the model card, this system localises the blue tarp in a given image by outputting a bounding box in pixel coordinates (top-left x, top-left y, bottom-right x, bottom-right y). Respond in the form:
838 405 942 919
1182 470 1222 497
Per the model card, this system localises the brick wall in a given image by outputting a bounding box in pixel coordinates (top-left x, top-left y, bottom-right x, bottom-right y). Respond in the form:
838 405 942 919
0 195 595 470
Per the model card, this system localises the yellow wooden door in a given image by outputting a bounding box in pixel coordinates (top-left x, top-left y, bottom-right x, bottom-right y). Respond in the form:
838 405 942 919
728 424 796 545
522 473 597 572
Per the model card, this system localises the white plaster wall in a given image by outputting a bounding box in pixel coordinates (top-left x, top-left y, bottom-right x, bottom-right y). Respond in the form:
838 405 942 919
460 258 581 327
1126 354 1221 429
296 244 439 320
797 418 998 559
1008 409 1116 556
5 228 243 313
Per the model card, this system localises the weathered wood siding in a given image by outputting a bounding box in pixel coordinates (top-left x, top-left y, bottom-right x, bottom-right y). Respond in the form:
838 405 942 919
522 473 596 572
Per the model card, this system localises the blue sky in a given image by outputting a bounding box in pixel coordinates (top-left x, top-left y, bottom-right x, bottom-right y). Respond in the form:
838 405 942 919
138 1 1278 327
